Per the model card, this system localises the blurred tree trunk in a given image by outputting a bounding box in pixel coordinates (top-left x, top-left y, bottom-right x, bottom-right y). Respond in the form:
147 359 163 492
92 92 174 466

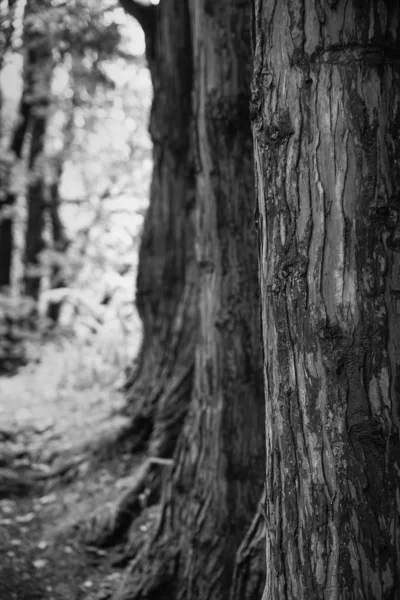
0 179 14 288
45 106 73 324
0 0 18 147
119 0 197 460
0 83 29 289
48 92 75 266
0 0 23 287
45 160 70 323
115 1 264 599
0 0 18 71
23 0 54 300
159 1 265 596
252 1 400 598
48 157 69 272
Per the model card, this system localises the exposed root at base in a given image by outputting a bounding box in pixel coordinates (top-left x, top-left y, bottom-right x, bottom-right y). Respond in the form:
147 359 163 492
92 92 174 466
111 534 179 600
76 456 173 548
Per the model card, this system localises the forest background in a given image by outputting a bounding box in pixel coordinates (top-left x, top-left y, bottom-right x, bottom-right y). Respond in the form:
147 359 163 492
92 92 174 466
0 2 156 597
0 1 399 600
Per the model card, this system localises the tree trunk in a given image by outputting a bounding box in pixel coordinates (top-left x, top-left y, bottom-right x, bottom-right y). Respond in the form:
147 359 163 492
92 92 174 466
24 123 48 300
46 108 73 324
0 190 13 288
82 0 197 550
44 167 70 324
120 0 198 461
163 2 265 596
113 1 265 598
230 488 266 600
0 100 31 289
0 2 29 289
22 1 54 300
252 1 400 598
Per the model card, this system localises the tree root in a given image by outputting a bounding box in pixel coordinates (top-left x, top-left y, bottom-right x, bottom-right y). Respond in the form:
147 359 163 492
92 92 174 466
34 454 86 481
111 533 179 600
111 504 161 567
78 459 152 547
105 490 266 600
77 457 173 548
230 491 266 600
0 454 88 498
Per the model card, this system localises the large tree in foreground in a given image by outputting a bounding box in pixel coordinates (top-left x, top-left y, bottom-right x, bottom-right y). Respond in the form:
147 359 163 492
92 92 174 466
252 1 400 597
107 0 265 598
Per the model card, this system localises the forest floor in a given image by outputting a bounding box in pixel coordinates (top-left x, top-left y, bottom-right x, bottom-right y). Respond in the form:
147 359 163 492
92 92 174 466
0 326 146 600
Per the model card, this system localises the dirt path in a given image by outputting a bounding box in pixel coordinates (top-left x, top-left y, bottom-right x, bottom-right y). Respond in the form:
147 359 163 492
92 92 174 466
0 335 141 600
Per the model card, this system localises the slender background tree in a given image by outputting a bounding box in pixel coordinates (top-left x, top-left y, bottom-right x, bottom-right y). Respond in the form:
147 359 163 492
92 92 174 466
22 0 54 299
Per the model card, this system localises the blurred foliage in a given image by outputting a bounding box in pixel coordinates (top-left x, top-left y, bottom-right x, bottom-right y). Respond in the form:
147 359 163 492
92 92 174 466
41 12 151 334
0 0 152 368
0 0 19 68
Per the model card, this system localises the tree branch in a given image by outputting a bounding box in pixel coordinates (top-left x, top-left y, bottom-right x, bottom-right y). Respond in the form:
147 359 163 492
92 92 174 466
118 0 157 35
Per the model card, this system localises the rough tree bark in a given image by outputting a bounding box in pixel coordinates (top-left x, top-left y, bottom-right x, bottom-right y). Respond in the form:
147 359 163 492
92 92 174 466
45 105 73 324
252 1 400 598
44 159 70 323
79 0 200 548
112 1 265 598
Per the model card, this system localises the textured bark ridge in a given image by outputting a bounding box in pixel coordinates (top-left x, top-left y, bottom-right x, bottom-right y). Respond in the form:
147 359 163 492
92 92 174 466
162 2 265 597
253 1 400 598
112 1 265 598
230 489 266 600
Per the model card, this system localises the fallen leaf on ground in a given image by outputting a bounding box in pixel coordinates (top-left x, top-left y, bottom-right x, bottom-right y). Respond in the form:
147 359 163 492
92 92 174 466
10 538 22 545
16 512 35 523
33 558 48 569
39 492 57 504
